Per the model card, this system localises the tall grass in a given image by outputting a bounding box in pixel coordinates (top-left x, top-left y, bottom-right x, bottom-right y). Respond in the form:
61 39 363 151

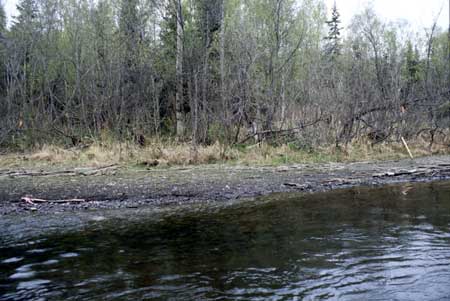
0 136 448 169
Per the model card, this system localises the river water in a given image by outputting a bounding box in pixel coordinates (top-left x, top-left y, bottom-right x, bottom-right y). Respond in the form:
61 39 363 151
1 181 450 300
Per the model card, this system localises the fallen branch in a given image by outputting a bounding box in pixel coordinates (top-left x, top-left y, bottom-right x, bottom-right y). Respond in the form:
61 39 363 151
238 116 327 145
373 169 419 178
21 196 86 205
76 164 118 176
1 164 118 178
401 137 414 159
283 182 311 190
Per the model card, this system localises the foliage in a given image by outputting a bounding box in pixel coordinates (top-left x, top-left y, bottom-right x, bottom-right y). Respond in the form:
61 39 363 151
0 0 448 154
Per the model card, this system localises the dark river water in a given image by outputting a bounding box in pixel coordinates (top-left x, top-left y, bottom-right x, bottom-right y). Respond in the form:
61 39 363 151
2 181 450 300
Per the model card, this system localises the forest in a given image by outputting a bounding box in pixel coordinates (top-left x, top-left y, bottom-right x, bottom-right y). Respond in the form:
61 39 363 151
0 0 449 158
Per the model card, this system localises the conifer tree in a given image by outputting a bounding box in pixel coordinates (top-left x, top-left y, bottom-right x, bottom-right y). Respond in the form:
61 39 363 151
0 0 5 33
120 0 140 82
325 1 342 58
11 0 40 101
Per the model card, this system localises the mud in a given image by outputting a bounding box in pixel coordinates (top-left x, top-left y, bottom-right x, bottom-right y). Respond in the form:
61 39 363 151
1 156 450 217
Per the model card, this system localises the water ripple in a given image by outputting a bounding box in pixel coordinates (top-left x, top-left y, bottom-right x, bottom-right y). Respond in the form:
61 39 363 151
2 181 450 300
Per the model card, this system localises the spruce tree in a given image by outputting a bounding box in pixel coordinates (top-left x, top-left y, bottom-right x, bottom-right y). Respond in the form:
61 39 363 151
401 40 421 98
405 41 421 83
120 0 140 74
13 0 39 30
119 0 141 114
0 0 5 33
325 1 342 58
11 0 40 101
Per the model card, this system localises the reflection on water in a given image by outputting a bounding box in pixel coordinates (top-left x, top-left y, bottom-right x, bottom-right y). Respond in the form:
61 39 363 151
1 181 450 300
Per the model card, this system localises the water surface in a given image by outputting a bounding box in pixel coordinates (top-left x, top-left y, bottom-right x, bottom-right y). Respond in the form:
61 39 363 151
2 181 450 300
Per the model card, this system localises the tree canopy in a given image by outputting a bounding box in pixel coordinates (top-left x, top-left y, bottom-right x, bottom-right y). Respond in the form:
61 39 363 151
0 0 448 149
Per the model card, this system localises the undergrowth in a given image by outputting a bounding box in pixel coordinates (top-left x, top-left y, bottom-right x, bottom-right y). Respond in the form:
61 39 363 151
0 136 448 169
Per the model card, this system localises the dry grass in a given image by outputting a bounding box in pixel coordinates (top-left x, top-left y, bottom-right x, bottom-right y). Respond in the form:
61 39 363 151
0 137 448 169
0 140 233 169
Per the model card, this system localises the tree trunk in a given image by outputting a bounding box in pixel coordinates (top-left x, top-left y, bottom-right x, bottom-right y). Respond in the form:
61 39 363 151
220 1 226 116
448 0 450 88
175 0 185 138
201 12 210 143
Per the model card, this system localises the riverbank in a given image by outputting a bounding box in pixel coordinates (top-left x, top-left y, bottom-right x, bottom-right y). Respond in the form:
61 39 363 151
1 155 450 217
1 137 448 169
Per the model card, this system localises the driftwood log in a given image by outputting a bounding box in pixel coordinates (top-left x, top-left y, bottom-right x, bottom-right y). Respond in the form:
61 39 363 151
0 164 118 178
21 196 86 205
